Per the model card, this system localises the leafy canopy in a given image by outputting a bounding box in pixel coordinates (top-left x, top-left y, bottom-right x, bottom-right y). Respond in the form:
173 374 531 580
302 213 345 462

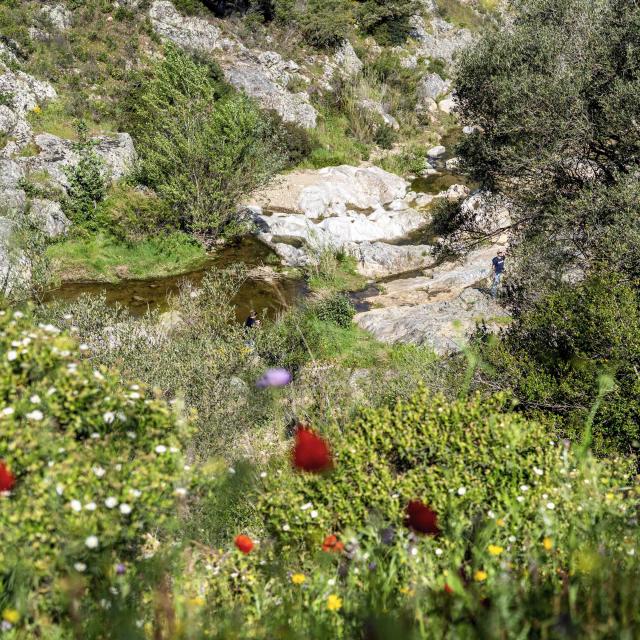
130 44 284 237
455 0 640 293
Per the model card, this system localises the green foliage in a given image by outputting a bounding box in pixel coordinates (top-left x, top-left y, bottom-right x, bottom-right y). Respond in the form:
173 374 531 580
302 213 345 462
356 0 419 44
62 135 108 229
0 309 196 623
46 231 206 282
374 123 397 149
131 45 284 236
474 273 640 457
455 0 640 296
97 184 179 243
298 0 354 49
314 293 355 328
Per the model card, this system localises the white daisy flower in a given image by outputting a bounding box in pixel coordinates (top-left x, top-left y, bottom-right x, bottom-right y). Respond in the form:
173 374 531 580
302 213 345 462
1 407 15 416
301 502 312 511
119 503 132 515
129 489 141 498
79 344 89 352
520 485 529 492
546 502 555 510
56 484 64 496
410 547 418 556
126 431 136 439
26 410 44 421
85 502 97 511
174 487 187 497
74 562 87 572
70 500 82 512
435 548 443 556
533 467 544 476
259 471 267 478
94 370 105 381
516 495 524 503
129 392 141 400
90 433 101 439
310 510 318 518
103 411 115 424
14 311 24 319
155 445 167 454
85 535 99 549
7 351 17 361
282 524 290 532
105 497 118 509
457 487 467 496
92 466 106 478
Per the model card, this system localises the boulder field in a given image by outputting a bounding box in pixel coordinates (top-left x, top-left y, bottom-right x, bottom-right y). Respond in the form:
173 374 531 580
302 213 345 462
247 164 510 354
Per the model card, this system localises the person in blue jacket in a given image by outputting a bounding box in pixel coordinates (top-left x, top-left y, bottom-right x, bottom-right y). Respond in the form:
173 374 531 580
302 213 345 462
491 250 506 298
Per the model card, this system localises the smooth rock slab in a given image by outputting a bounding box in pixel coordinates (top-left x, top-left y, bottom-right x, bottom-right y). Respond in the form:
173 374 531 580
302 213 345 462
355 287 505 354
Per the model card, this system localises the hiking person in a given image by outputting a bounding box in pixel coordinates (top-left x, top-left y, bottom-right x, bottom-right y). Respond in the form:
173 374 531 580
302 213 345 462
244 310 258 329
491 250 506 298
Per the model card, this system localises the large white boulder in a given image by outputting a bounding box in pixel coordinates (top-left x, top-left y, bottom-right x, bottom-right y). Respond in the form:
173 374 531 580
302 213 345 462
295 165 408 218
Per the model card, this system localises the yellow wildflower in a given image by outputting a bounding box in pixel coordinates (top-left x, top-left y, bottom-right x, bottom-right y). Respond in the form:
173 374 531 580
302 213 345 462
2 609 20 624
605 492 615 501
474 570 488 582
291 573 306 585
31 105 42 115
543 537 554 551
188 596 205 607
496 518 505 527
327 594 342 611
399 586 415 596
488 544 504 556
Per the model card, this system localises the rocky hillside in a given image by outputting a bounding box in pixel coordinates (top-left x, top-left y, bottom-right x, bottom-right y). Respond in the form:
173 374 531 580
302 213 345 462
0 0 505 351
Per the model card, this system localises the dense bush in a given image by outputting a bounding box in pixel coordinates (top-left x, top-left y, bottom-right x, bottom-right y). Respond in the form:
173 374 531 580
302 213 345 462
298 0 354 49
474 273 640 458
356 0 419 44
314 293 355 328
130 45 284 237
96 184 179 242
455 0 640 299
260 390 634 551
62 141 108 229
0 308 197 625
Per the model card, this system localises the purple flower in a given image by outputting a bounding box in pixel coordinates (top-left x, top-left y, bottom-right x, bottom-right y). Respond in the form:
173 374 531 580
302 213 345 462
256 368 292 389
115 563 126 575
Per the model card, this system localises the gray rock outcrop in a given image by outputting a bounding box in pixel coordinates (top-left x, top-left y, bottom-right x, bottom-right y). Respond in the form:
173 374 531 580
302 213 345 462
149 0 317 128
354 244 509 353
417 73 451 101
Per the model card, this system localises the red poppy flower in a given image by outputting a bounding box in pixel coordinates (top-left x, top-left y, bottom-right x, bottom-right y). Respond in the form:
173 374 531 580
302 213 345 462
234 534 254 554
292 426 332 473
405 500 440 536
322 534 344 553
0 461 15 493
444 583 454 595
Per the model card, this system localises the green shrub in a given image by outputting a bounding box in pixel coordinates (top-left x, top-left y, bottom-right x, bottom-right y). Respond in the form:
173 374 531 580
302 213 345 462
356 0 419 44
259 389 634 555
131 45 284 236
97 184 179 242
314 293 355 328
299 0 354 49
474 273 640 457
0 308 196 623
374 124 397 149
62 143 108 229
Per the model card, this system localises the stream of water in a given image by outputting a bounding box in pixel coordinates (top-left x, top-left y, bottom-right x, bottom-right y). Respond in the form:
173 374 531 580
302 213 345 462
46 237 307 321
47 133 468 318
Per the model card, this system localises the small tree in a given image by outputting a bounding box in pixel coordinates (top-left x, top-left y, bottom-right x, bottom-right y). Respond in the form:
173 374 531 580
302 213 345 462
131 45 284 237
63 124 108 229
